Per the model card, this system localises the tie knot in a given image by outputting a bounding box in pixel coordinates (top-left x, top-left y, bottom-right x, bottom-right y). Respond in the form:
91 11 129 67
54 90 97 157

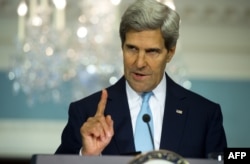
142 92 153 103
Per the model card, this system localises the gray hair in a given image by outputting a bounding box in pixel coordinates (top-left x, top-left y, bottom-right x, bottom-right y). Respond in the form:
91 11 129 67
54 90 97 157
119 0 180 50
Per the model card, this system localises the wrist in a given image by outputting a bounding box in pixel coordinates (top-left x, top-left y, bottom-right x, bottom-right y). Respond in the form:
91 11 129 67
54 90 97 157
81 147 101 156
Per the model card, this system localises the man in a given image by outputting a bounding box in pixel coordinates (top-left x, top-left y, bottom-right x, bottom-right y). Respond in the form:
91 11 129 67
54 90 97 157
55 0 227 158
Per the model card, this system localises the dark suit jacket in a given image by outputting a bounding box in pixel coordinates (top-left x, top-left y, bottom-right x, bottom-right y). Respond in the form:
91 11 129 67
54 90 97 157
55 74 227 158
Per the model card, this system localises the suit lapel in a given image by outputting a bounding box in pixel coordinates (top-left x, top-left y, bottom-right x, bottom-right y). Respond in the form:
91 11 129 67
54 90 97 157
106 75 189 154
160 74 189 152
106 77 136 154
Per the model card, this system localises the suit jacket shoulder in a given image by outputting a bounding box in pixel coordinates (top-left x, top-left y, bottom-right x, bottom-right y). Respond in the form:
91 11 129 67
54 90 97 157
162 74 227 158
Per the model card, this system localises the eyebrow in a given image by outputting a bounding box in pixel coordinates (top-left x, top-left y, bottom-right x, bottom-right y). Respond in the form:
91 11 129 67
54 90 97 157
124 44 137 49
125 43 161 52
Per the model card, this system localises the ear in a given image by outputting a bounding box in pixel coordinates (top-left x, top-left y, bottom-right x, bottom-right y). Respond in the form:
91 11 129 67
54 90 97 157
166 46 176 63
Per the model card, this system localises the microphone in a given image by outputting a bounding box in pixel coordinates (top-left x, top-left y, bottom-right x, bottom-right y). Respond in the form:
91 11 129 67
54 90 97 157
142 114 155 150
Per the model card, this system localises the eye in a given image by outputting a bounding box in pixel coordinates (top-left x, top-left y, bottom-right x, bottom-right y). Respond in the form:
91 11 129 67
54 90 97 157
146 48 161 57
126 45 138 53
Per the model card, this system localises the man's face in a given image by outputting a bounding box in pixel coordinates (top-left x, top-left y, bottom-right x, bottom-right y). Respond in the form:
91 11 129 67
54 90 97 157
122 28 175 93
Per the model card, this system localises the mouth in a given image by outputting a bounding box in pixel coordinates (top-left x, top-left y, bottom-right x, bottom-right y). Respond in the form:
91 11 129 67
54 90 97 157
134 72 145 76
132 72 149 80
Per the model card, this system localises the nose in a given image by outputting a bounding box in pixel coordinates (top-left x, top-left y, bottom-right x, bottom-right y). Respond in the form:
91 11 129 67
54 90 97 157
135 52 146 68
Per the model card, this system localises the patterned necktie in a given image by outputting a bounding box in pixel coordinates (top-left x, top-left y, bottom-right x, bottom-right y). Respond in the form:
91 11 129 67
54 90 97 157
134 92 154 152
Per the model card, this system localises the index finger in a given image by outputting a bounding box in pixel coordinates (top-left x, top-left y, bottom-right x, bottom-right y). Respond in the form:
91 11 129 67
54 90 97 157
95 89 108 116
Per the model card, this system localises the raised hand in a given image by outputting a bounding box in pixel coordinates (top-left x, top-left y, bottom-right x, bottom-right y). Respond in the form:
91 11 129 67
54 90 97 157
80 89 114 155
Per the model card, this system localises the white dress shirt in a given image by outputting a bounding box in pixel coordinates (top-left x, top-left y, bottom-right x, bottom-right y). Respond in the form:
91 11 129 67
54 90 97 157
126 75 166 150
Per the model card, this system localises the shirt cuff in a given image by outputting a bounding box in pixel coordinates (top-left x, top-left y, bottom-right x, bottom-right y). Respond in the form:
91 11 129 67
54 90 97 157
79 147 83 156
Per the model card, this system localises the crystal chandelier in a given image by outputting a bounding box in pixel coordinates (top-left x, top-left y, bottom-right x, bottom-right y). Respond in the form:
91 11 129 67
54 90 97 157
9 0 190 106
9 0 123 106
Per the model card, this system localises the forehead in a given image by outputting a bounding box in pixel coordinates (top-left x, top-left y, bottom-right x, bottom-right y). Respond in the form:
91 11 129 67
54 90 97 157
124 29 165 48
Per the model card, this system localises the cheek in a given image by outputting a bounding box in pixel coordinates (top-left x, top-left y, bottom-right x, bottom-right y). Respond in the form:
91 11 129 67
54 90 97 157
151 60 167 74
123 54 134 66
123 55 132 72
150 56 167 68
123 55 129 66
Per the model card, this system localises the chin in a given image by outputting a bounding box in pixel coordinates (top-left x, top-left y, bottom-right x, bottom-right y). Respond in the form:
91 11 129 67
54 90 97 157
131 85 151 93
127 78 152 93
